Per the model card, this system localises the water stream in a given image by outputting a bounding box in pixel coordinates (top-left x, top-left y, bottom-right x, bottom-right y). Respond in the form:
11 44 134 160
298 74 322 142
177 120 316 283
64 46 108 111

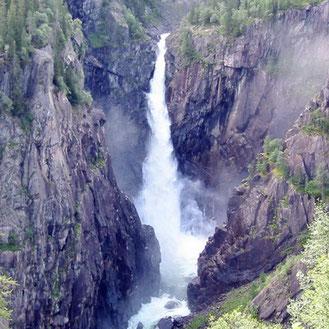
127 34 211 329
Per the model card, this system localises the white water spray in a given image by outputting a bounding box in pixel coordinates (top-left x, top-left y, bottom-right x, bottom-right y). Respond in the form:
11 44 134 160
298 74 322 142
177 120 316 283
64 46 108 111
128 34 211 329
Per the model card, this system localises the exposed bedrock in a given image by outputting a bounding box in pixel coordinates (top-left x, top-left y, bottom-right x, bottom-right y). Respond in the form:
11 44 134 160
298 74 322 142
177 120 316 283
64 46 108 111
165 1 329 222
66 0 201 198
0 9 160 329
187 76 329 315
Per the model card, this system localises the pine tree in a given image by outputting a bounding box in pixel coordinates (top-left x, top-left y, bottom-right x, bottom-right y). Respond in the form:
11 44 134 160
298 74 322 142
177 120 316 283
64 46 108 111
0 0 6 52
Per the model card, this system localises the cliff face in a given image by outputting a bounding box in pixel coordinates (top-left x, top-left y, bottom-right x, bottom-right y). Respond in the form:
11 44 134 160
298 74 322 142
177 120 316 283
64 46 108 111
165 1 329 221
66 0 158 198
66 0 200 198
0 6 160 329
187 77 329 317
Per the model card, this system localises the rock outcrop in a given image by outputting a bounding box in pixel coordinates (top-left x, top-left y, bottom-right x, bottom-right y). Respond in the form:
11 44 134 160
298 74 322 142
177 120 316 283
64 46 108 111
187 77 329 314
0 5 160 329
165 1 329 221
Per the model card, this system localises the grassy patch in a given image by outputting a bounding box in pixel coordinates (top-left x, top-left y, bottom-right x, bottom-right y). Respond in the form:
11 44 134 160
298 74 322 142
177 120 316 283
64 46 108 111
186 315 208 329
220 276 267 314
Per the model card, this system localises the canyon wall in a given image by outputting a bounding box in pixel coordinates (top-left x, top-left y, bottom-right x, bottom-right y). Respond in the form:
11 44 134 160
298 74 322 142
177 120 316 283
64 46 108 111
0 3 160 328
165 1 329 222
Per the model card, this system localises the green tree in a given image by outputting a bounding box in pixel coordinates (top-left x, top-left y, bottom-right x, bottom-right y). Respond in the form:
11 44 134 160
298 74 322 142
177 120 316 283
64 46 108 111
288 203 329 328
0 0 6 51
0 274 17 322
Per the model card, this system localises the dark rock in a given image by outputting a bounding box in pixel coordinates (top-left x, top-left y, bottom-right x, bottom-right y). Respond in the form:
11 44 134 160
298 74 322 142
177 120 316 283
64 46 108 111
249 262 307 323
165 300 181 309
158 317 174 329
137 322 144 329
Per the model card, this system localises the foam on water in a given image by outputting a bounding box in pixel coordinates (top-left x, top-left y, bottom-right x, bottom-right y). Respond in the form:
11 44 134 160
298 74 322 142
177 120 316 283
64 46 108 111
128 33 211 329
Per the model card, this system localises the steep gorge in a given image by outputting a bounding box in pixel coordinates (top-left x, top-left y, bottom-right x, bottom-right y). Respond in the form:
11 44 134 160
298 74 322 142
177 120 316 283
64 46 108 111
0 0 328 328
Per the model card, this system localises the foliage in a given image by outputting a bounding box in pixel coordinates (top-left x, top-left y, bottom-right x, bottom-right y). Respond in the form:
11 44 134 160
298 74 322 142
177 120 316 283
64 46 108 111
263 136 282 162
186 315 208 329
123 7 145 40
87 33 111 49
220 278 267 314
64 65 92 106
0 274 17 322
207 309 282 329
122 0 159 25
290 163 329 201
301 108 329 138
0 92 13 113
179 27 207 66
0 0 91 121
0 231 21 252
253 136 289 179
185 0 324 37
179 27 197 64
288 203 329 328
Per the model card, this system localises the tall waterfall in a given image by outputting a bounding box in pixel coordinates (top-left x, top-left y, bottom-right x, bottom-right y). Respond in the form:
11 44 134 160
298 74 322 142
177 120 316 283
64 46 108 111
128 34 210 329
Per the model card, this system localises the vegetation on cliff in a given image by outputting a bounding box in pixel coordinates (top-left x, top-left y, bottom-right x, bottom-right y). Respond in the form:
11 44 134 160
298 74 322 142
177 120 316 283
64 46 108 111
250 132 329 202
186 0 325 36
0 274 17 323
197 203 329 329
179 0 326 63
288 202 329 328
0 0 91 127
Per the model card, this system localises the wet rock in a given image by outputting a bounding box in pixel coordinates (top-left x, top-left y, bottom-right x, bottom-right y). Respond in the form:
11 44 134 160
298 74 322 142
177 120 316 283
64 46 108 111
165 300 181 309
158 317 174 329
137 322 144 329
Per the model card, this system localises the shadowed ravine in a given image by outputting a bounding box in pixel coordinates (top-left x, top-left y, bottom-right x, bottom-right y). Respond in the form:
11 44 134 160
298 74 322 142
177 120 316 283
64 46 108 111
127 34 213 329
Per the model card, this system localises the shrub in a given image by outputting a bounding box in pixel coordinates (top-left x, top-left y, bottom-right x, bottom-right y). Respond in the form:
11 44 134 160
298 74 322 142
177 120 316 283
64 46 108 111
123 8 145 40
0 92 13 113
0 274 18 322
288 203 329 328
301 108 329 137
65 65 93 106
34 11 49 27
208 309 282 329
32 23 51 48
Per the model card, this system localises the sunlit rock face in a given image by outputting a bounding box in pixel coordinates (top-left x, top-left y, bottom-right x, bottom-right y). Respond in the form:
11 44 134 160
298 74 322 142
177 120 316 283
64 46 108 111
165 1 329 223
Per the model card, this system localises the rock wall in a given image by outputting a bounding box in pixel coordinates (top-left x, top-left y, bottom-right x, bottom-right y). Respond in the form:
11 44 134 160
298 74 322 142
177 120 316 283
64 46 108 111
66 0 158 198
187 78 329 314
66 0 201 198
0 6 160 329
165 1 329 221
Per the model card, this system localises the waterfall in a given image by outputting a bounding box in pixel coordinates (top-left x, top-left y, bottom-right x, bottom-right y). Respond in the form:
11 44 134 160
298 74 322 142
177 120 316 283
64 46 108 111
128 34 210 329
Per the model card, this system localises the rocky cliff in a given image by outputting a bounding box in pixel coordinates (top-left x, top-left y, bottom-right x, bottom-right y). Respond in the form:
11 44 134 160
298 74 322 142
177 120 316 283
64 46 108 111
66 0 158 198
187 74 329 319
165 1 329 221
0 3 160 329
66 0 200 198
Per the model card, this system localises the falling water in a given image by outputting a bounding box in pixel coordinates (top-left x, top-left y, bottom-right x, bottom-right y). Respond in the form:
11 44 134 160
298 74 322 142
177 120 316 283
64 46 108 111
128 34 210 329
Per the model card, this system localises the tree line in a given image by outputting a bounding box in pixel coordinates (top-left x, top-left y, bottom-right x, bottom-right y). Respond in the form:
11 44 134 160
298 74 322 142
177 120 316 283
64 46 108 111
186 0 324 36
